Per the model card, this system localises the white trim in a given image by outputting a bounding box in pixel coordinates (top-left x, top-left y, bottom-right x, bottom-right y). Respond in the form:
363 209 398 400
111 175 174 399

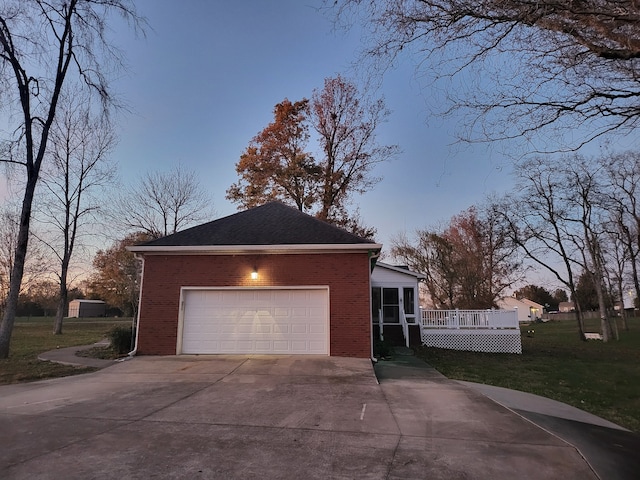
374 261 425 279
176 285 331 355
180 285 331 291
127 243 381 255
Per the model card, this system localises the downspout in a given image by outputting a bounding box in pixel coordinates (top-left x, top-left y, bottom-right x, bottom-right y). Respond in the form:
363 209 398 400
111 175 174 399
369 249 381 362
126 253 145 358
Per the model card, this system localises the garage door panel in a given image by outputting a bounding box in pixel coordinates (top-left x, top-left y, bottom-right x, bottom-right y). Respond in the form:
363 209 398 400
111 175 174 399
309 324 325 334
181 288 328 354
273 324 288 334
291 324 307 334
290 341 309 352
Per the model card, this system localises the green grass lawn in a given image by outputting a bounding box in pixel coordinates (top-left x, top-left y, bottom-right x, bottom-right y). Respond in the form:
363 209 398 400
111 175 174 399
0 317 132 385
414 317 640 432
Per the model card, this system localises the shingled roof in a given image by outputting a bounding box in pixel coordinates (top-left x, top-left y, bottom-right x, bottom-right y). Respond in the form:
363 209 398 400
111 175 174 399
135 202 377 248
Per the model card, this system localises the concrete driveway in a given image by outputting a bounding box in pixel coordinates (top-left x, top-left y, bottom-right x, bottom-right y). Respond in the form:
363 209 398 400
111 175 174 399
0 355 599 479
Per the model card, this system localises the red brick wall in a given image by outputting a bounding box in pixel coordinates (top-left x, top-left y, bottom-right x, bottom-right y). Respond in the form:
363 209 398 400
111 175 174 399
136 252 372 358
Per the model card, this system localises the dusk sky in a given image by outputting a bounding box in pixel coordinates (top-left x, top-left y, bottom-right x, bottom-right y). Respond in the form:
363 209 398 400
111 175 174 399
106 0 525 252
10 0 631 267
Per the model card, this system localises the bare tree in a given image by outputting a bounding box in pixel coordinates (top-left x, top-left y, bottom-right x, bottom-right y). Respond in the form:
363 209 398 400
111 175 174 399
605 151 640 307
564 161 614 341
0 208 51 314
498 154 617 340
392 229 458 309
602 221 630 332
0 0 143 358
114 164 214 239
311 75 398 223
330 1 640 151
497 158 586 338
36 93 116 335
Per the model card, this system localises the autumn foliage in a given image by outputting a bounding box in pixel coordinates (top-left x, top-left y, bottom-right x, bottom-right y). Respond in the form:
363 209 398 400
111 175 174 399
227 99 319 212
87 233 151 316
227 76 397 238
392 206 520 309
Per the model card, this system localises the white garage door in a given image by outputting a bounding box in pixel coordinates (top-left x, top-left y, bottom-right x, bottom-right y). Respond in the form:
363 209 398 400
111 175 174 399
181 288 329 354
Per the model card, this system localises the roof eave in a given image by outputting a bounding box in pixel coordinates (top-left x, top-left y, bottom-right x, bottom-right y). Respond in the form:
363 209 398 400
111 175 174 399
374 261 426 280
127 243 383 255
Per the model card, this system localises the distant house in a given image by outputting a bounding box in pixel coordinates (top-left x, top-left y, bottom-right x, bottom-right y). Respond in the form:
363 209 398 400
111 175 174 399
521 298 544 318
497 296 544 323
622 290 637 310
558 301 575 313
68 299 106 318
614 291 637 311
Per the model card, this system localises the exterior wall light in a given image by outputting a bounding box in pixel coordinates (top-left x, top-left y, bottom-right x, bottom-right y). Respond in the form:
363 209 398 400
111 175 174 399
251 269 258 280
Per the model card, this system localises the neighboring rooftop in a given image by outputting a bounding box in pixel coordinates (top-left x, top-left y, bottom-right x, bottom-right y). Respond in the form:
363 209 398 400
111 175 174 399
136 202 377 247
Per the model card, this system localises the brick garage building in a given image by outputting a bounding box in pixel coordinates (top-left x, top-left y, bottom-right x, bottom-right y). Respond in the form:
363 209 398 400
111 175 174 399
128 202 381 358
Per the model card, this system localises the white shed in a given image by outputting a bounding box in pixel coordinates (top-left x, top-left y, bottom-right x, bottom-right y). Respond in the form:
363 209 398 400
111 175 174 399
68 299 106 318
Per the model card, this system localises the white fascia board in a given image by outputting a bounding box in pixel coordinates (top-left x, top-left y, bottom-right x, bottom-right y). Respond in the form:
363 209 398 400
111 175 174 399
127 243 383 255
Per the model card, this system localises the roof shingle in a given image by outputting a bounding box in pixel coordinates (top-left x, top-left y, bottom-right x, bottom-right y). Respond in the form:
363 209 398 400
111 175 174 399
140 202 376 247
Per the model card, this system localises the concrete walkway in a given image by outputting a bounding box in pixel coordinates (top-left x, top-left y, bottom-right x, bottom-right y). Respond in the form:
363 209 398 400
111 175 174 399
460 381 640 480
37 339 117 369
376 351 640 480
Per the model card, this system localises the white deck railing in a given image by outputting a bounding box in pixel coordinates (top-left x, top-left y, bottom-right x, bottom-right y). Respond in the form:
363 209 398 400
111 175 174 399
420 309 519 330
419 309 521 353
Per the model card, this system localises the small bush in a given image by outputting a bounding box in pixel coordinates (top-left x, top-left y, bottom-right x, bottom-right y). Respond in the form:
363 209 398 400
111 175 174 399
107 325 135 354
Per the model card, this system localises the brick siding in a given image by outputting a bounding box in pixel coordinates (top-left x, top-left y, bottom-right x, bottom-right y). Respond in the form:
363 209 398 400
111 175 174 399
136 252 372 358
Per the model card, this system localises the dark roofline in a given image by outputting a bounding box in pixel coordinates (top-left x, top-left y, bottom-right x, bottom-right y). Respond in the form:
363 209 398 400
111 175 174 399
129 202 381 251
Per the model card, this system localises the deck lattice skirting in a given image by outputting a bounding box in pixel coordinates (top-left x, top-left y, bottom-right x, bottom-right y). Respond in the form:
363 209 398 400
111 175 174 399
420 309 522 354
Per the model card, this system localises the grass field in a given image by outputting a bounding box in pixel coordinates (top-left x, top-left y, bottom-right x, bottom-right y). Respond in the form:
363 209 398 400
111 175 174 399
414 317 640 432
0 317 132 385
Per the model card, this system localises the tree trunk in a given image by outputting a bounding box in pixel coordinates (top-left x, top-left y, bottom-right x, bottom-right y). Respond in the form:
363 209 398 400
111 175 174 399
592 274 612 342
576 307 586 340
610 315 619 341
570 286 586 341
0 175 37 358
630 253 640 314
53 275 68 335
53 296 66 335
617 276 629 331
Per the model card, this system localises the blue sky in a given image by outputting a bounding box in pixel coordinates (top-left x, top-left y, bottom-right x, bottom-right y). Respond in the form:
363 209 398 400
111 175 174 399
107 0 519 251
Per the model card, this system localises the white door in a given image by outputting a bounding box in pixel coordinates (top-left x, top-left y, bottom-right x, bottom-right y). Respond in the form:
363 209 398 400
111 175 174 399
180 288 329 354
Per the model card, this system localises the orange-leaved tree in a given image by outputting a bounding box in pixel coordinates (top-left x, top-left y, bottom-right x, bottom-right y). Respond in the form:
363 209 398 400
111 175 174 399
227 75 398 238
87 233 151 318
